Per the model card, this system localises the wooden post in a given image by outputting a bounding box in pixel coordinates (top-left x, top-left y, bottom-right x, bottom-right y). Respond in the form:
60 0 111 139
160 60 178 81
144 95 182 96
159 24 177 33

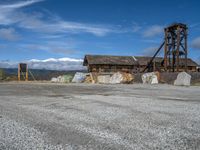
176 26 180 72
26 64 28 81
164 29 168 71
18 63 28 81
18 64 20 81
153 61 156 72
184 29 188 72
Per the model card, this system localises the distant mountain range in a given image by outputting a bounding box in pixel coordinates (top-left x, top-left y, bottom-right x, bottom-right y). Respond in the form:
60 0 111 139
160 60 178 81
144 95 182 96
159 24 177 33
0 57 85 71
0 68 87 81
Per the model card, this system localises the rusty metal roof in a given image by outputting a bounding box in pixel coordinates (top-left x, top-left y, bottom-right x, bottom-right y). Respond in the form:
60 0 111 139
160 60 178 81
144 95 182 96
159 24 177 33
83 55 198 67
83 55 138 66
135 56 163 66
181 58 198 66
135 56 198 67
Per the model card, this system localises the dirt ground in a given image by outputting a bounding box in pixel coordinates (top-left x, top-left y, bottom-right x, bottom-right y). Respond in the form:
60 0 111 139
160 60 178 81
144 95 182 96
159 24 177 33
0 82 200 150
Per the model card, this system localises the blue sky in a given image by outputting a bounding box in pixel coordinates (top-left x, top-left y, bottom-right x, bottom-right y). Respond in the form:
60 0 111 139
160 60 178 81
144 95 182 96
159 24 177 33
0 0 200 70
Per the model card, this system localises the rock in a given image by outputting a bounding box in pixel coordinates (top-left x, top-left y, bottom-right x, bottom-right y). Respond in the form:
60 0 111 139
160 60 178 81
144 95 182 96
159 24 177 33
60 75 73 83
57 76 62 82
174 72 191 86
72 72 87 83
84 75 92 83
90 73 98 83
51 77 59 83
97 75 111 84
154 71 161 81
142 72 158 84
51 75 73 83
109 72 123 84
51 76 62 83
151 75 158 84
122 73 134 84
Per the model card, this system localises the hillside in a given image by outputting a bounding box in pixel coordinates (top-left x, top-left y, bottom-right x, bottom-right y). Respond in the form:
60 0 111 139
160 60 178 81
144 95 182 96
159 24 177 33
0 68 87 81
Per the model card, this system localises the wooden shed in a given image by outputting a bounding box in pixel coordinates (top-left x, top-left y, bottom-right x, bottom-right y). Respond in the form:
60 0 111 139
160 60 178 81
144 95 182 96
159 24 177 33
83 55 139 73
83 55 198 73
135 57 198 72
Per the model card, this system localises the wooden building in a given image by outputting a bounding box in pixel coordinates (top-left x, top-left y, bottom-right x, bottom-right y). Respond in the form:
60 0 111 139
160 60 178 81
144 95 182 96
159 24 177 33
135 56 198 72
83 55 139 73
83 55 198 73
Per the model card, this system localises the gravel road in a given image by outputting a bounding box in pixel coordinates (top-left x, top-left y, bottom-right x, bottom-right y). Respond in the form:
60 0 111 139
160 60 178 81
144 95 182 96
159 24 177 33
0 82 200 150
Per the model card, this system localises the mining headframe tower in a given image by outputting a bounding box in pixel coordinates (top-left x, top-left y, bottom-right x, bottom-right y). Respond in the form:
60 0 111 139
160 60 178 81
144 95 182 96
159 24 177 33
143 23 188 72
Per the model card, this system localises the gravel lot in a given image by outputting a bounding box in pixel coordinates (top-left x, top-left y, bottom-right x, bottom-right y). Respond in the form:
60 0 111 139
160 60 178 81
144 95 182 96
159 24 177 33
0 82 200 150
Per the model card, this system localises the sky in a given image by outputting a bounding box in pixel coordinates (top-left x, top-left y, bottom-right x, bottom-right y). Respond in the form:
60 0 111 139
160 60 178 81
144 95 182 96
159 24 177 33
0 0 200 70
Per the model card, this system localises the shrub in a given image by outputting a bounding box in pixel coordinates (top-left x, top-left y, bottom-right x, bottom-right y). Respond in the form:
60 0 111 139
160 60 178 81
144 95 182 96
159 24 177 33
0 69 5 80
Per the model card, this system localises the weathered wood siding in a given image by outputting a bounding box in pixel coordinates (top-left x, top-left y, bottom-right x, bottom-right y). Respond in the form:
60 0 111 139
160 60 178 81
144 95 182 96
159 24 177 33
88 64 138 73
88 64 197 73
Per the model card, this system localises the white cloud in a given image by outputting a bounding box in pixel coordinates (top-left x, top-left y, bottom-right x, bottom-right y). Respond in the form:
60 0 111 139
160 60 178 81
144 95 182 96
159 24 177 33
0 0 44 9
51 49 77 55
191 37 200 49
142 46 162 56
189 23 200 29
0 0 117 37
143 25 163 37
0 28 20 41
142 47 157 56
29 58 82 63
0 57 85 70
27 57 84 70
20 40 79 55
132 23 142 33
0 0 44 25
18 17 114 36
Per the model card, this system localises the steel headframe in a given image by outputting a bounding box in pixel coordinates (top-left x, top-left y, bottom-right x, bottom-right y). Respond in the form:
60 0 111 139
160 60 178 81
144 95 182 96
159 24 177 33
164 23 188 72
